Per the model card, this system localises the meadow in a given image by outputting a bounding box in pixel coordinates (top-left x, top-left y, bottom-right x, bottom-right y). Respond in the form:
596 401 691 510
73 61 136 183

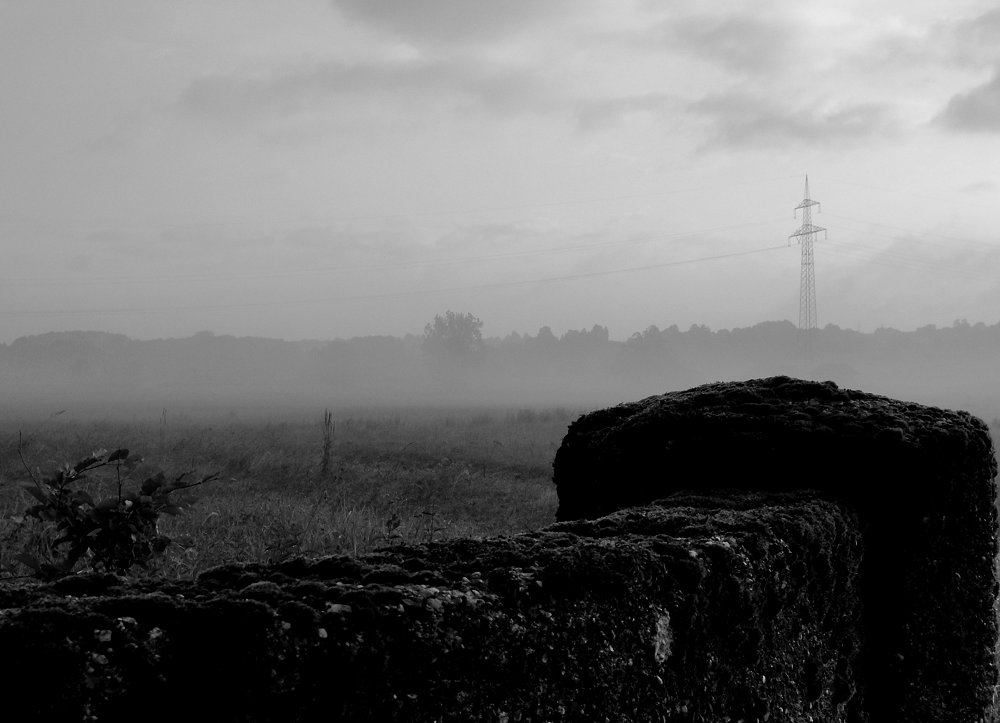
0 406 580 580
5 404 998 582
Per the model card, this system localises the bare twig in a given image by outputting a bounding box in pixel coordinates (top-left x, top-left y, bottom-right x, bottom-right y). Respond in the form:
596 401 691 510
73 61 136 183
17 432 38 488
321 409 334 477
116 459 123 505
15 409 66 451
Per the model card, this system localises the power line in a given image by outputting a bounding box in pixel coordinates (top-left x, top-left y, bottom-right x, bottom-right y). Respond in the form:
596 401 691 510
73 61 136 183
820 216 1000 279
0 243 789 316
7 173 995 323
0 217 789 287
823 212 1000 250
823 241 994 282
821 177 954 204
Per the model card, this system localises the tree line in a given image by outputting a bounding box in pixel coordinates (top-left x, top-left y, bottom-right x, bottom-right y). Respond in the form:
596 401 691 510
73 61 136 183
1 314 998 415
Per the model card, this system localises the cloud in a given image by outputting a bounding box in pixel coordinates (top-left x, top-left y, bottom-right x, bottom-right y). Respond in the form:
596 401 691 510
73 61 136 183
329 0 575 45
178 57 546 124
689 92 896 149
936 67 1000 133
658 12 793 74
944 9 1000 67
573 93 678 132
176 53 674 136
963 180 998 194
838 8 1000 77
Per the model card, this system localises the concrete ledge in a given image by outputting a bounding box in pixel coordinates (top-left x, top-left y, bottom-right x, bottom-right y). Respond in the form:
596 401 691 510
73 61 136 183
0 493 859 722
554 376 1000 721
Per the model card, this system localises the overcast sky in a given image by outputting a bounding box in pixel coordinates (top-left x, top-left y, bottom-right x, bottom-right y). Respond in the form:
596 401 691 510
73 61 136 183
3 0 1000 342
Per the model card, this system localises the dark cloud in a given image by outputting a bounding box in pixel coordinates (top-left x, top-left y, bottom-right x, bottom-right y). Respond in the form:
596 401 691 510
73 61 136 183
689 92 896 149
660 12 793 73
178 58 546 123
329 0 574 45
936 68 1000 133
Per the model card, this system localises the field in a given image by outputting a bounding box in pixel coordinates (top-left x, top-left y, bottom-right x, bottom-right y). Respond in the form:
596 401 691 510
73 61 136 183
0 407 581 581
4 405 998 583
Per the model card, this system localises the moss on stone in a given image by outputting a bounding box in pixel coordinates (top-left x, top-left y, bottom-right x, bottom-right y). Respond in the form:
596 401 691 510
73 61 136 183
553 377 1000 722
0 494 858 723
2 377 994 722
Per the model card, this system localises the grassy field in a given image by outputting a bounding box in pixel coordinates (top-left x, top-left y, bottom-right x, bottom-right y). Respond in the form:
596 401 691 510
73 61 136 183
0 407 581 581
5 407 998 583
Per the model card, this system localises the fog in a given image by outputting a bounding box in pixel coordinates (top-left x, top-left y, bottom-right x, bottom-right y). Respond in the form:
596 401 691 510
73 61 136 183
4 2 1000 420
3 320 999 424
4 3 1000 347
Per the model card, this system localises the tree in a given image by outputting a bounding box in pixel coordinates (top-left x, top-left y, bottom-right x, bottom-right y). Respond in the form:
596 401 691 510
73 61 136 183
627 325 663 350
562 325 610 348
534 326 558 346
423 311 484 360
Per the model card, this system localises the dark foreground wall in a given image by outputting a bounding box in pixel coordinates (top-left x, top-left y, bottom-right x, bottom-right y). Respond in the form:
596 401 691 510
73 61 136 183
0 493 859 722
1 377 995 722
555 376 1000 722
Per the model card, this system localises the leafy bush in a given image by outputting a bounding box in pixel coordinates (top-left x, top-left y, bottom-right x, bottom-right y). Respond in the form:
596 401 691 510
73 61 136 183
11 448 216 580
0 410 562 578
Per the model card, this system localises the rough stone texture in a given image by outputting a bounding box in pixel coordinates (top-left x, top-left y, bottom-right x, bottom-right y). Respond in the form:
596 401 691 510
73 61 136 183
0 493 859 723
554 376 1000 722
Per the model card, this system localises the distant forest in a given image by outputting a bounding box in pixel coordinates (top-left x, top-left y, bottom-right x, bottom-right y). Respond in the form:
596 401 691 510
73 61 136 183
2 317 999 419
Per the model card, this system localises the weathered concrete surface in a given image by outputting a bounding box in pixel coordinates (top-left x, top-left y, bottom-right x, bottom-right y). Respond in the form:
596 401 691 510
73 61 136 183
554 376 1000 722
0 493 859 723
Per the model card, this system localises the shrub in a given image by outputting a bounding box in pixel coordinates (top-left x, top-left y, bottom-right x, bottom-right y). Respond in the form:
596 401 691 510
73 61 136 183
10 448 216 580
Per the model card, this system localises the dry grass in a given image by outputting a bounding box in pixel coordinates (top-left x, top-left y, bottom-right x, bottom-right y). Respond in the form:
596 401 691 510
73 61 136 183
0 407 579 581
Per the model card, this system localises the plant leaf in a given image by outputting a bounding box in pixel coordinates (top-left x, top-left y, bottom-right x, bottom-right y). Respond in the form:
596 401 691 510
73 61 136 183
141 472 165 495
73 456 101 474
107 448 129 463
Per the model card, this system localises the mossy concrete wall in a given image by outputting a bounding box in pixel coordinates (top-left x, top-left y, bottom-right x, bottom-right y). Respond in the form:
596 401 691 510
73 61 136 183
1 376 995 722
555 376 1000 722
0 493 859 722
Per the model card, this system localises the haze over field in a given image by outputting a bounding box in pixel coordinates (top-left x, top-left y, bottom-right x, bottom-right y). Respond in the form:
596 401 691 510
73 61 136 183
3 1 1000 344
3 322 1000 423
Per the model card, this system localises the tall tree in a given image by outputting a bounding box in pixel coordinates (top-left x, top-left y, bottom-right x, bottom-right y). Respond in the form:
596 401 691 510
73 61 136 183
423 311 484 361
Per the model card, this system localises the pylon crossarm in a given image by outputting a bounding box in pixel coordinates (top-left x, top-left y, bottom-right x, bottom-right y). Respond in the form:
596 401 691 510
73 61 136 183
789 223 827 240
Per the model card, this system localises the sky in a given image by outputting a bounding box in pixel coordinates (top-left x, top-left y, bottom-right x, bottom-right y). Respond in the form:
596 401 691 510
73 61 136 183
3 0 1000 342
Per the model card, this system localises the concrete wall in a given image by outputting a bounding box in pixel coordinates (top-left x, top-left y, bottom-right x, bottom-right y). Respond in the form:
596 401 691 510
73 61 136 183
0 377 995 722
555 376 1000 721
0 492 859 722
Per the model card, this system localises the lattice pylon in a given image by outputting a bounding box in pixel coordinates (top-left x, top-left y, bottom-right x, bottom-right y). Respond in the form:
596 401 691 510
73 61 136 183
789 176 826 330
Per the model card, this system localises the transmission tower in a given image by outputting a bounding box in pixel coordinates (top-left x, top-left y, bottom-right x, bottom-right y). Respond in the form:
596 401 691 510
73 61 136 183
789 176 826 330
